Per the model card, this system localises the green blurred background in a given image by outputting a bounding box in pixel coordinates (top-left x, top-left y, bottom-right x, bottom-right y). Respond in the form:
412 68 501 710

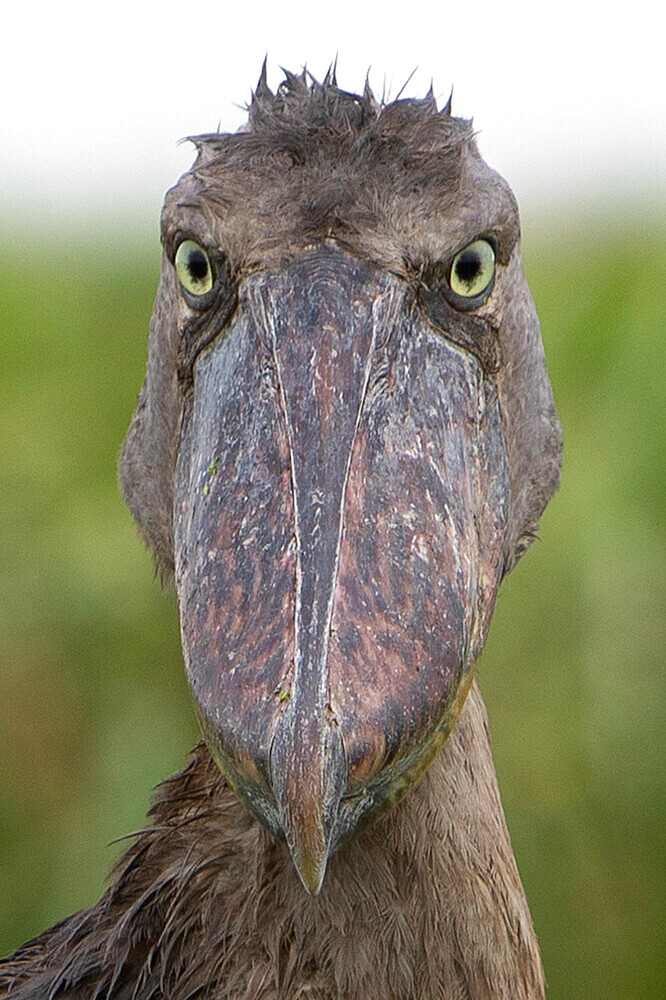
0 210 663 998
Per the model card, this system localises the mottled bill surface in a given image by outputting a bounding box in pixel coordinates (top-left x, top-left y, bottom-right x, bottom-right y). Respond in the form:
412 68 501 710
174 246 509 891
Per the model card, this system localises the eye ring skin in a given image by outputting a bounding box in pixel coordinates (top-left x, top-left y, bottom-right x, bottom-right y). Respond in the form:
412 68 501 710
418 236 502 372
175 254 239 387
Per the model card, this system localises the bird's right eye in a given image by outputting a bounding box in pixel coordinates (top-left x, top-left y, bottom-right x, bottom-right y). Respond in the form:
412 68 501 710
175 240 213 296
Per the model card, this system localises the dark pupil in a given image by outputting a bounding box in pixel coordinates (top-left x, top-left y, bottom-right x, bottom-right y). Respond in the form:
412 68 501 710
454 250 482 287
187 249 209 282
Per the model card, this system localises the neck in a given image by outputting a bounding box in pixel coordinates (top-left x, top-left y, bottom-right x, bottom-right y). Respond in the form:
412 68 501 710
2 681 544 999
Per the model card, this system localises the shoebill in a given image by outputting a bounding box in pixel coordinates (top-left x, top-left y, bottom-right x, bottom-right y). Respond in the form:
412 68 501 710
0 69 562 999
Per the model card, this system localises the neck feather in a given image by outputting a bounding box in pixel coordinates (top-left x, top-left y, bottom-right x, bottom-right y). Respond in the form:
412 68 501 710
1 681 544 1000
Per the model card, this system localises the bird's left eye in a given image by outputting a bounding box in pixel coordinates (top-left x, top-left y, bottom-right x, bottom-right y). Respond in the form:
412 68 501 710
175 240 213 296
449 239 495 301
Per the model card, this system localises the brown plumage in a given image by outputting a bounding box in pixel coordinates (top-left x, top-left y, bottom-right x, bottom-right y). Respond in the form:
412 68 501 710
0 686 543 999
1 68 561 999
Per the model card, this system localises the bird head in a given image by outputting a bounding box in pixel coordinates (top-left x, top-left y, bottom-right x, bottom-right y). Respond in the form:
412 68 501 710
120 68 561 894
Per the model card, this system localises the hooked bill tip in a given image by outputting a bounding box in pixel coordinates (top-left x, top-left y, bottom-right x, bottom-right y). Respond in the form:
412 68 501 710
290 839 330 896
279 776 336 894
278 755 341 895
271 712 346 895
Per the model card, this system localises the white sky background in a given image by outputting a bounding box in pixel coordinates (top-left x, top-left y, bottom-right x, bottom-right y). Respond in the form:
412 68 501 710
1 0 664 232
